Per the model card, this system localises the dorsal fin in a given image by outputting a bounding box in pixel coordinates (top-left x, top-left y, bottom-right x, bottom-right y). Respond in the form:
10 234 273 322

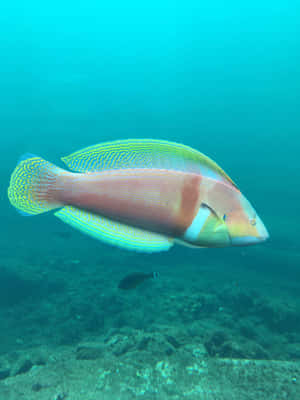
61 139 238 189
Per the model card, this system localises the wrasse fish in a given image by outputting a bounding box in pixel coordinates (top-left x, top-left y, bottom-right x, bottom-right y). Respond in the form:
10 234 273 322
7 139 269 252
118 271 159 290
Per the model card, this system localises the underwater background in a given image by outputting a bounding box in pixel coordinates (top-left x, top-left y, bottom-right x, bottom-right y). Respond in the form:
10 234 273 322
1 1 300 399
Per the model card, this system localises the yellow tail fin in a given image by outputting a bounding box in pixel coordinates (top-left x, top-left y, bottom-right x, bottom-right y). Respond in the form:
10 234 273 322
8 154 63 216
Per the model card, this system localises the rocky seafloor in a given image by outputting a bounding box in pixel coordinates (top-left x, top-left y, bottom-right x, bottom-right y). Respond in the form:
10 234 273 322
1 221 300 399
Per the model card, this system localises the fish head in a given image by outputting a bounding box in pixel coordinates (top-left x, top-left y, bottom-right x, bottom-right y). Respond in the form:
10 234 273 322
224 192 269 246
203 180 269 246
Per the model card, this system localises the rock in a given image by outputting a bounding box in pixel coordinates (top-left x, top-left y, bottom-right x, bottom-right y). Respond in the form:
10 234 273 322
0 369 10 380
219 341 247 359
30 349 48 366
113 341 133 356
0 268 42 307
15 359 34 375
256 300 300 334
218 288 255 315
256 300 277 325
286 343 300 360
32 383 43 392
245 342 269 360
165 335 180 349
137 337 151 351
204 331 228 356
76 346 103 360
165 347 174 356
238 321 257 339
54 394 68 400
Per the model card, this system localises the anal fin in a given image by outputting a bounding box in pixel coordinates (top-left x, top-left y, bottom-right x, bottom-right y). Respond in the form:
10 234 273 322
54 206 174 253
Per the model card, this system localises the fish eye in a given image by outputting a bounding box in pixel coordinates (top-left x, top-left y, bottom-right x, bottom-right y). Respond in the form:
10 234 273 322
250 218 256 226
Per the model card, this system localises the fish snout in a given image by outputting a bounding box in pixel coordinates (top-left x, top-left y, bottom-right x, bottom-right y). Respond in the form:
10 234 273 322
231 214 269 246
255 214 270 242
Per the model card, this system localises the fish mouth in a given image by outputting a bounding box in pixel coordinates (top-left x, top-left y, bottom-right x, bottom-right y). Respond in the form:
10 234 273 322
255 214 270 241
231 235 268 246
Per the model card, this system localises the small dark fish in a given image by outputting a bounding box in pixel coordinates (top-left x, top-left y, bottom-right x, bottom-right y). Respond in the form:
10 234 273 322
118 272 159 290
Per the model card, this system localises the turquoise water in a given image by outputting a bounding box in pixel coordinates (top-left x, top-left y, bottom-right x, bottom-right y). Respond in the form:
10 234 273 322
1 1 300 398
